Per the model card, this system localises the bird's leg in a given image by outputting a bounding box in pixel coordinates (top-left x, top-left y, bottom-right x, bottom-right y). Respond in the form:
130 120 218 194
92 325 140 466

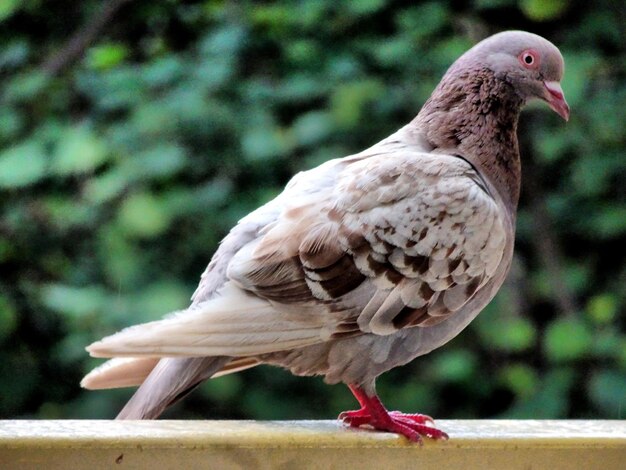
337 384 371 421
339 385 435 424
339 384 448 443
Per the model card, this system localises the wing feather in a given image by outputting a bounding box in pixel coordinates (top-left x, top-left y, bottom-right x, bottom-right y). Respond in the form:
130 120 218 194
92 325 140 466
87 283 328 358
226 149 507 337
86 143 508 362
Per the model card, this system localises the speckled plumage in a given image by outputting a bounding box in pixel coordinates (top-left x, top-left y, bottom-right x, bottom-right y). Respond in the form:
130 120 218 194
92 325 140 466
82 31 568 440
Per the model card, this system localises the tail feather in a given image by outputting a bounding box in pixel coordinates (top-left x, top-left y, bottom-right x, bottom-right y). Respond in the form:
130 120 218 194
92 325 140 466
81 357 160 390
116 356 231 420
211 357 260 378
81 356 260 390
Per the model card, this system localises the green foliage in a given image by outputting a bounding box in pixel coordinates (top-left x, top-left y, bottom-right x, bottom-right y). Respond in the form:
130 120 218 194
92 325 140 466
477 314 537 352
86 43 129 71
0 141 47 188
52 126 108 176
544 318 593 362
588 370 626 417
0 0 623 421
519 0 569 22
0 294 17 340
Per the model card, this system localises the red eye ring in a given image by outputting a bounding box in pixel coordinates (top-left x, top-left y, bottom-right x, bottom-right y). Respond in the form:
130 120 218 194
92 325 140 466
519 49 540 69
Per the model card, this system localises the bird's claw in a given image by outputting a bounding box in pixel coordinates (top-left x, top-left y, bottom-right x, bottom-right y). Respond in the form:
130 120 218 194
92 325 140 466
339 408 448 443
389 410 436 426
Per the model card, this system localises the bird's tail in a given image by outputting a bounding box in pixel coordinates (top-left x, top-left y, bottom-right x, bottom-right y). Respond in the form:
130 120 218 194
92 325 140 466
116 356 231 420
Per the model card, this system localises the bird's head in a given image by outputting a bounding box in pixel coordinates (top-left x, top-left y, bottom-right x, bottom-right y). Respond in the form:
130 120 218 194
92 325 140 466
464 31 570 121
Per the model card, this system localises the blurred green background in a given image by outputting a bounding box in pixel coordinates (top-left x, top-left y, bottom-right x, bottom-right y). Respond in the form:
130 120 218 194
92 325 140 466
0 0 624 421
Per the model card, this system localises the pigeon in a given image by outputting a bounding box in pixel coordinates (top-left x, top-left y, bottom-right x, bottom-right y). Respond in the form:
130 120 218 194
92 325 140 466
82 30 569 443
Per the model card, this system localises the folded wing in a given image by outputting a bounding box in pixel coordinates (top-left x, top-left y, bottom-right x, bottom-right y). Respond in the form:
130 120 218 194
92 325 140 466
87 147 507 359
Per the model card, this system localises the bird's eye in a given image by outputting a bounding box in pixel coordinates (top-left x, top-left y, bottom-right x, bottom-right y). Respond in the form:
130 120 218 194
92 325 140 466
518 50 539 69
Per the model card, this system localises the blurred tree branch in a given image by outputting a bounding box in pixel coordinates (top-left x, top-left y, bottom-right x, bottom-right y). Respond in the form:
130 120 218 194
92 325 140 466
40 0 133 76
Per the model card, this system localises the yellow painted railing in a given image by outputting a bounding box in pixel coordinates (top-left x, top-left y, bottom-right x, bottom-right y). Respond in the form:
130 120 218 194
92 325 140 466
1 420 625 469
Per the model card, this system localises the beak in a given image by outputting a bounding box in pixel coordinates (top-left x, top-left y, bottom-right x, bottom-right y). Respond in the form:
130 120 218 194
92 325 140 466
543 81 570 121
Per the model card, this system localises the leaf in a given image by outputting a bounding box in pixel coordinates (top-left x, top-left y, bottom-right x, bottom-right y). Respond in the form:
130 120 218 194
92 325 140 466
570 150 622 196
478 316 537 352
97 226 142 287
43 196 96 230
241 126 292 162
498 364 538 399
520 0 569 21
504 368 574 418
330 79 384 127
588 370 626 416
430 349 478 382
142 57 184 88
345 0 386 15
0 107 24 141
52 332 92 365
0 0 21 22
591 205 626 238
544 318 593 362
0 141 47 188
86 43 129 70
591 330 622 359
131 100 178 136
371 36 414 67
4 71 48 102
560 52 600 107
121 144 188 181
397 2 449 38
40 284 108 319
52 126 108 176
586 294 618 325
129 281 190 323
531 263 592 300
84 168 132 204
535 126 572 162
0 40 30 69
160 179 233 216
285 40 320 65
291 111 333 147
117 191 172 238
199 25 246 57
276 74 327 102
77 67 145 111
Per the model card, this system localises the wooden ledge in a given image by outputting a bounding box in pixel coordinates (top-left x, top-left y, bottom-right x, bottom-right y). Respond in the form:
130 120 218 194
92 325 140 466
1 420 625 469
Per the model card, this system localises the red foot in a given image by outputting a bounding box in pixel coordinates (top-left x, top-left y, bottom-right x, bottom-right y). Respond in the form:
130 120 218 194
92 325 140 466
339 408 434 425
339 385 448 444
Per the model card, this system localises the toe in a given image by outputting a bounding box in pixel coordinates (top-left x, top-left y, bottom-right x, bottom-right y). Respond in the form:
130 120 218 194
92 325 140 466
389 411 435 425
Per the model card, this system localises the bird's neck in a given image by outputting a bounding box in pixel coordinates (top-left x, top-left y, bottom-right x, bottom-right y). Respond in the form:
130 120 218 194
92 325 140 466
413 67 524 212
